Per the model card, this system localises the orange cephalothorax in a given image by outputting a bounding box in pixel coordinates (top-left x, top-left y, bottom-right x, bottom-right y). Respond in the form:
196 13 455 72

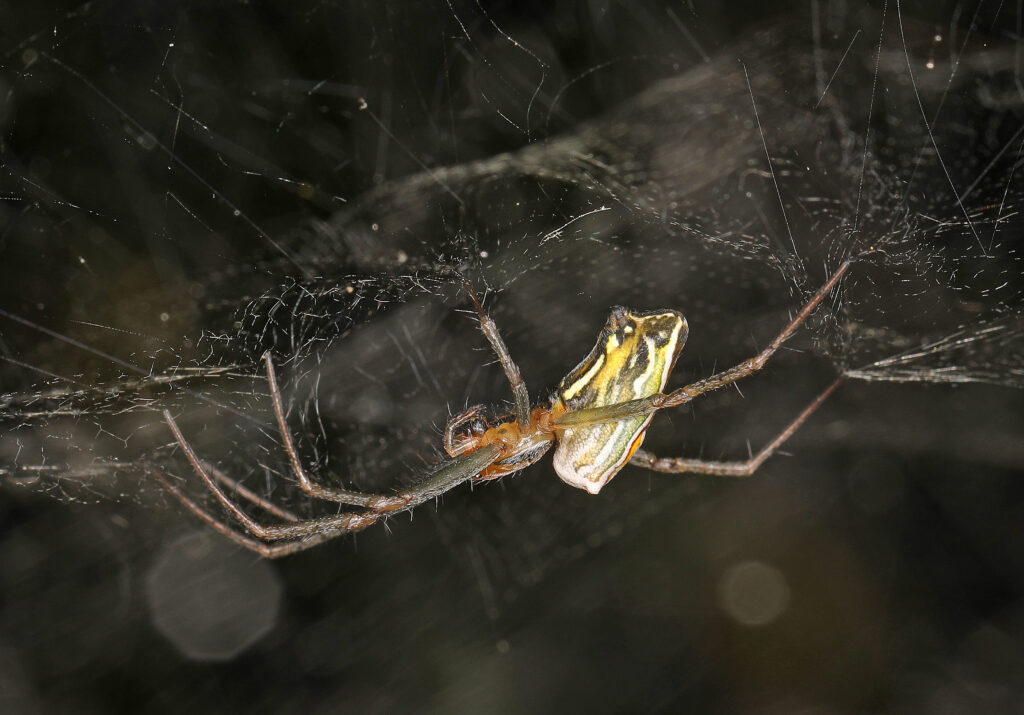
446 406 556 481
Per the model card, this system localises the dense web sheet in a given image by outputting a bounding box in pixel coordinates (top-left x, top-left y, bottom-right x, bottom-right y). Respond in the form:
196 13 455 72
1 1 1024 710
1 6 1021 489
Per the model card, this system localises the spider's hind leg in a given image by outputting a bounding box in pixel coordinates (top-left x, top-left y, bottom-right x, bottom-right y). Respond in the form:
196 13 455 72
152 468 350 558
554 260 852 430
629 379 841 477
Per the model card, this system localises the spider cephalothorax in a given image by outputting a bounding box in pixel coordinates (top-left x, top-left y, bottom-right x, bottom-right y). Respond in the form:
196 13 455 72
444 405 555 480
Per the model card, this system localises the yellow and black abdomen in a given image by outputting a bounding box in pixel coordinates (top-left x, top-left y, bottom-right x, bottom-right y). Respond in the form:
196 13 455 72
551 307 687 494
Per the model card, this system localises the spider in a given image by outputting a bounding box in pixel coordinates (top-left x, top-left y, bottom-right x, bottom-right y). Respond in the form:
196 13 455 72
154 261 850 558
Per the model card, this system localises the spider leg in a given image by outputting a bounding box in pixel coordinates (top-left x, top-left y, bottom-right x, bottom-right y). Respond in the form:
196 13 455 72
262 352 407 510
166 408 501 532
204 462 299 522
629 379 841 476
152 468 341 558
398 444 503 501
658 260 850 406
554 260 851 429
163 409 384 539
462 281 531 428
159 409 503 548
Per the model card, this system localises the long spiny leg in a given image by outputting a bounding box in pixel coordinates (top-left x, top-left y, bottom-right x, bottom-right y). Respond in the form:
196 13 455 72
262 352 407 510
163 409 387 539
629 379 841 476
152 468 346 558
205 462 299 522
462 281 531 428
659 261 850 406
160 408 503 545
554 261 851 429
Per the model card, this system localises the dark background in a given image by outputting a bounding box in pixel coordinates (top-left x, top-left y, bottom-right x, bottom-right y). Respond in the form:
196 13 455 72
2 1 1024 712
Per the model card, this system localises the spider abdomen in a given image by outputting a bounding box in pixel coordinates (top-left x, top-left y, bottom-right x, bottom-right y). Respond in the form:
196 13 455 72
551 307 688 494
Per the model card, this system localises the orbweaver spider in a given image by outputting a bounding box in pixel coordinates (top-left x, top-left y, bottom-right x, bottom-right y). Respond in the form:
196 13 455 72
154 261 850 558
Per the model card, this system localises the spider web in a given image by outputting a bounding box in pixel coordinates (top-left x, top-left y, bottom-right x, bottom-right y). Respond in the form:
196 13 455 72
1 0 1023 709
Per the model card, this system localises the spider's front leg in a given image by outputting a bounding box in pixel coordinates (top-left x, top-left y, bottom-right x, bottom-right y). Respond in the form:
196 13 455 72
156 411 504 559
153 453 500 559
156 348 509 558
156 273 543 559
261 352 407 510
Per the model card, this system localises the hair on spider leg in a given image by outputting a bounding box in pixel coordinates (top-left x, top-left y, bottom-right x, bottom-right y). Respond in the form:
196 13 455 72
155 261 852 556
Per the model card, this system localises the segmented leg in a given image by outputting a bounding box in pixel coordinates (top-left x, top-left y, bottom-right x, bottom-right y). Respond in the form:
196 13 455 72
158 411 503 558
553 261 851 429
262 352 406 510
661 262 850 406
156 279 526 557
462 280 531 428
152 468 345 558
205 462 299 522
629 379 841 476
